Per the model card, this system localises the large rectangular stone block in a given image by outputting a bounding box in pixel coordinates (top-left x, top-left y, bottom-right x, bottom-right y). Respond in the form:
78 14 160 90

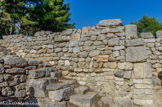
126 46 147 62
133 63 152 79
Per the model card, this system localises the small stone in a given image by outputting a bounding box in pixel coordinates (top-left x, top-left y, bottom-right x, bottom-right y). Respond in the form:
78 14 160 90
2 87 14 96
114 70 124 78
118 62 133 70
15 90 26 97
89 50 100 57
123 71 132 79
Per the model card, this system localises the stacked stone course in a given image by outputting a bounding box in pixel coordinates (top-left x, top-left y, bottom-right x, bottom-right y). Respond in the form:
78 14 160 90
0 19 161 107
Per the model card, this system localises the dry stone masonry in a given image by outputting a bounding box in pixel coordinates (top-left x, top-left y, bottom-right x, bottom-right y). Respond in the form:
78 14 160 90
0 19 161 107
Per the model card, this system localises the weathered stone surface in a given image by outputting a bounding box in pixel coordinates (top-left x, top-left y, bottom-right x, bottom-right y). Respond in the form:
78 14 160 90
156 31 162 38
51 71 62 78
133 99 153 106
4 57 28 67
134 63 152 79
123 71 132 79
70 92 98 107
29 67 54 79
55 35 70 42
141 32 154 39
27 60 39 66
107 62 117 69
15 90 26 97
2 87 14 96
70 33 80 41
41 100 66 107
114 70 124 78
125 24 137 39
46 82 70 91
0 64 4 73
97 19 122 27
118 62 133 70
113 46 125 50
126 38 144 46
29 79 49 98
48 87 73 101
89 50 100 57
5 68 25 74
74 86 89 94
108 38 119 46
126 47 147 62
96 55 108 62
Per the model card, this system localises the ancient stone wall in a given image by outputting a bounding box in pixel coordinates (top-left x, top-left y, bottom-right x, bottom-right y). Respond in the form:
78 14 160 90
0 19 162 107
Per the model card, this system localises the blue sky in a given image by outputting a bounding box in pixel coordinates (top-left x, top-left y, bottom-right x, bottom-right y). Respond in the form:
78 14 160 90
64 0 162 29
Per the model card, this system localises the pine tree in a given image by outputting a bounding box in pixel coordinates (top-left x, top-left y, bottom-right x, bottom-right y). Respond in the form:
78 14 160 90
0 0 38 36
131 15 162 35
33 0 75 32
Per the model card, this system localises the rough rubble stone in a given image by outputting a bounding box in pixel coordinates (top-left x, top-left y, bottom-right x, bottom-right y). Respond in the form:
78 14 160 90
89 50 100 57
5 68 25 74
141 32 154 39
108 38 119 46
0 64 4 73
74 86 89 94
15 90 26 97
114 70 124 78
2 87 14 96
4 56 28 67
156 31 162 38
126 46 147 62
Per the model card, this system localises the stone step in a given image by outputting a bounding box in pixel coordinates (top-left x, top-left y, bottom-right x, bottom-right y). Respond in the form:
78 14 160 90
70 92 98 107
74 86 89 94
40 100 66 107
48 87 74 101
46 79 76 91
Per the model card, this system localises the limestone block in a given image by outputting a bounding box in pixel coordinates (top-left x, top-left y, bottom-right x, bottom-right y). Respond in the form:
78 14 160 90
118 62 133 70
133 63 152 79
70 92 98 107
48 87 73 101
141 32 154 39
4 56 28 67
113 46 125 51
82 27 89 35
96 55 109 62
133 99 153 106
126 38 144 46
97 19 122 27
107 62 117 69
156 31 162 38
123 71 132 79
125 24 137 39
126 46 147 62
5 68 25 74
108 38 119 46
89 50 100 57
55 35 70 42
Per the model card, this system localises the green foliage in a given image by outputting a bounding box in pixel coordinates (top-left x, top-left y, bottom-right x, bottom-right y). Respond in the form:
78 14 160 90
0 0 74 36
131 15 162 36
